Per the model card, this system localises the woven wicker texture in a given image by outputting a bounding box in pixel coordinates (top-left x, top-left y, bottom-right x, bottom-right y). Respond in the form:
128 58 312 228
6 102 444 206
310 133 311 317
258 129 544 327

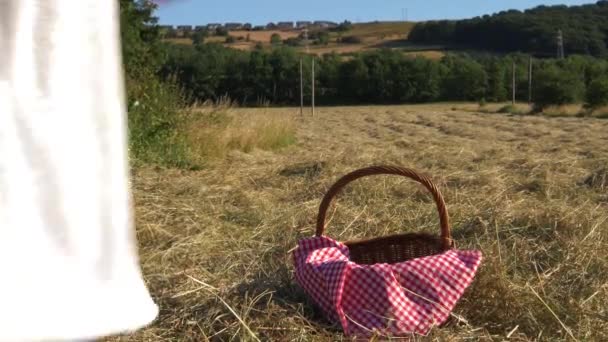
315 166 454 265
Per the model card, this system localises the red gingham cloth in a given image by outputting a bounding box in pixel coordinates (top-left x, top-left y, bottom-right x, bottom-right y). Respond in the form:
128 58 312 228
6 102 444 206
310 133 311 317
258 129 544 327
293 236 482 337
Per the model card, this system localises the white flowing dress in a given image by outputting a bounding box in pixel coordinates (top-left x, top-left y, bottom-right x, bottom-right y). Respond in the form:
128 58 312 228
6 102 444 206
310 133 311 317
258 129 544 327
0 0 159 340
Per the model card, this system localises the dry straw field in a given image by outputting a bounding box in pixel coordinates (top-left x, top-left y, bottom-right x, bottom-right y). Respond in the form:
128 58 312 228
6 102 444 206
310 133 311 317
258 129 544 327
229 30 301 42
110 104 608 341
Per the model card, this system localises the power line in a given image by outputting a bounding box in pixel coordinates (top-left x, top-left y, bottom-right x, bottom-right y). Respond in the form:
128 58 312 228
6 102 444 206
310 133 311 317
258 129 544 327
303 28 309 54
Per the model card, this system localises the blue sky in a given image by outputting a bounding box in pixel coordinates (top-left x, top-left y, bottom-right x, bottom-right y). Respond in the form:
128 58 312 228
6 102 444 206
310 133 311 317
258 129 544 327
156 0 596 26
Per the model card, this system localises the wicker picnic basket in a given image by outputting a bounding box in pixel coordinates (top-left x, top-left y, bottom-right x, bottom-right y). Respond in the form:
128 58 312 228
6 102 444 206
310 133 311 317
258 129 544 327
315 165 454 264
292 165 482 337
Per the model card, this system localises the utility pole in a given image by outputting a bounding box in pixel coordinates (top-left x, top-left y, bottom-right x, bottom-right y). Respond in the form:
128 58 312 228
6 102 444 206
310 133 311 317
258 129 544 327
528 56 533 104
304 28 310 54
512 61 516 105
300 58 304 116
557 29 565 59
311 57 316 117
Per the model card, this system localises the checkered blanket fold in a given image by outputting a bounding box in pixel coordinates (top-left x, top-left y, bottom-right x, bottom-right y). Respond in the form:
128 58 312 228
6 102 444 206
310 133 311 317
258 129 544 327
293 236 482 337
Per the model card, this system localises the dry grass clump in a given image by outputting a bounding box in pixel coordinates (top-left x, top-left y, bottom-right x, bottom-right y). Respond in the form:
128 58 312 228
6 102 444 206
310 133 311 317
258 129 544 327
472 102 533 115
591 105 608 118
496 103 533 115
542 104 585 117
185 104 296 162
583 168 608 190
109 104 608 341
403 50 446 60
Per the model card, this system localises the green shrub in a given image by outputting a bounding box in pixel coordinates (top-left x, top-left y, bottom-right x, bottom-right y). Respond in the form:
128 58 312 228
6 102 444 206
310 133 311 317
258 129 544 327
215 27 229 36
498 104 515 113
126 75 192 168
191 30 208 45
533 65 585 110
313 31 330 45
332 20 353 32
497 104 532 115
586 77 608 108
121 0 194 168
270 33 282 45
340 36 363 44
284 37 302 47
441 56 488 101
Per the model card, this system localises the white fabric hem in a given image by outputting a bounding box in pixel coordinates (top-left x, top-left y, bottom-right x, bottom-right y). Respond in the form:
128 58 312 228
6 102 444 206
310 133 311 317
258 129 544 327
0 278 158 341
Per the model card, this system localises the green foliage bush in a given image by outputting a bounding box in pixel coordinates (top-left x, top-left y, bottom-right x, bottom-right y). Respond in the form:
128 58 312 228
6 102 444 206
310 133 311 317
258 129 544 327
120 0 192 167
161 41 606 108
586 77 608 108
486 59 508 102
332 20 353 32
270 33 282 45
496 104 531 115
441 56 487 101
126 76 191 168
339 36 363 44
284 37 302 47
191 30 208 45
318 32 330 45
215 27 229 36
310 31 330 45
532 64 585 110
497 104 516 113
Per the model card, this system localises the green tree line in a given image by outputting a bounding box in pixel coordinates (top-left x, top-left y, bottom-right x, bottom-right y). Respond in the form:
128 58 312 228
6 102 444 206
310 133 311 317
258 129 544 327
120 0 608 166
161 43 608 108
409 1 608 57
120 0 191 167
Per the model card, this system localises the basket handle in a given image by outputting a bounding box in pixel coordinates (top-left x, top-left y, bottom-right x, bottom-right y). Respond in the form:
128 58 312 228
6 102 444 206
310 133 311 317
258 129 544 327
315 166 453 250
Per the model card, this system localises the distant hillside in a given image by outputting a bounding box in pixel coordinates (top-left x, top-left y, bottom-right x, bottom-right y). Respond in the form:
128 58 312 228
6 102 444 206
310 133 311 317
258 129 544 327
409 1 608 57
164 21 447 59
